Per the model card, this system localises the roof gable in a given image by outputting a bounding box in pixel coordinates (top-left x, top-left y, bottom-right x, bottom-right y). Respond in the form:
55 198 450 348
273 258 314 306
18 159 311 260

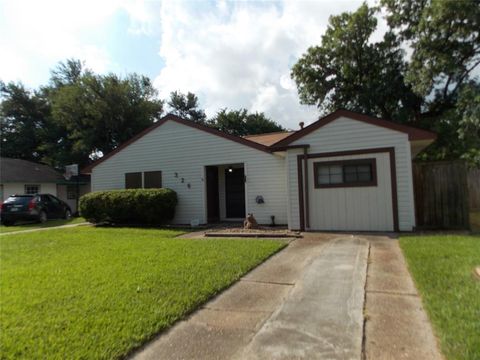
272 109 436 148
243 131 294 146
82 114 271 173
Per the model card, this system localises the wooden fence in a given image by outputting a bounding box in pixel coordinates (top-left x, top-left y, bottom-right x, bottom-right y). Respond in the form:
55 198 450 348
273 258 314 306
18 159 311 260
468 168 480 211
413 161 479 230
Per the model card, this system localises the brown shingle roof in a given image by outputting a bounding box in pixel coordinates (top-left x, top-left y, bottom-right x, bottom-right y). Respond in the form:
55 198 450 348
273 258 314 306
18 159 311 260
82 114 273 173
273 109 437 147
82 110 437 173
0 158 63 183
243 131 294 146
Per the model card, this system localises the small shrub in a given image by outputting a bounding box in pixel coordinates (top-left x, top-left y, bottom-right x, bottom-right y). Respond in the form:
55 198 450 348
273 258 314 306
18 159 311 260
79 189 177 225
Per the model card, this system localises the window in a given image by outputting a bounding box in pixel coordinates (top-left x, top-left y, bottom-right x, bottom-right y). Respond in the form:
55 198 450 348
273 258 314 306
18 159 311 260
144 171 162 188
67 185 77 200
125 172 142 189
314 159 377 188
24 184 40 194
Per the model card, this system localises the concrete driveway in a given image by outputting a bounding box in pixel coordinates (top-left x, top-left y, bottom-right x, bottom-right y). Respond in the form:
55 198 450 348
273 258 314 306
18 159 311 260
131 233 442 360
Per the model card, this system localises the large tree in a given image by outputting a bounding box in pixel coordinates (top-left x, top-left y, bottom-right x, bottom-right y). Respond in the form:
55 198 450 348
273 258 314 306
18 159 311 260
45 60 164 167
167 91 207 124
1 60 164 168
209 109 285 136
292 4 421 122
0 82 50 161
291 1 480 165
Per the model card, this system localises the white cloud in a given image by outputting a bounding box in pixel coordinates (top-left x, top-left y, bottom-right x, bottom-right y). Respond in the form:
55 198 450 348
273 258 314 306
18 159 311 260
0 0 385 130
152 0 367 129
0 0 135 86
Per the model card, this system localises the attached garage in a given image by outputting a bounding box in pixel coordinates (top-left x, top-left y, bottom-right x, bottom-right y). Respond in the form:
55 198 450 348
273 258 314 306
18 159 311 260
274 110 436 232
303 149 396 232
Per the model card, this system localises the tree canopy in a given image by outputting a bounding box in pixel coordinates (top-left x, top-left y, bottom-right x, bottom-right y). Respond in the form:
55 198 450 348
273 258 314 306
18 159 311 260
1 61 285 169
291 0 480 165
1 60 164 168
208 108 285 136
167 91 207 124
0 82 49 162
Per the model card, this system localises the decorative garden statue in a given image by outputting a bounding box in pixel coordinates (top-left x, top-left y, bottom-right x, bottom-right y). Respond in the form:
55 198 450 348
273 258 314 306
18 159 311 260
243 213 258 229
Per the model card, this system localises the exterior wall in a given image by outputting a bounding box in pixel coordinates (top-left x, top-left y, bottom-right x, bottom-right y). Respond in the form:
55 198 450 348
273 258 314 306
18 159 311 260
307 152 394 231
286 149 303 230
287 116 416 231
1 182 57 201
56 183 91 213
91 120 288 225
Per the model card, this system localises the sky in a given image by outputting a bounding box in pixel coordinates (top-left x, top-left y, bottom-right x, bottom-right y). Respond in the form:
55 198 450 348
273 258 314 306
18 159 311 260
0 0 376 129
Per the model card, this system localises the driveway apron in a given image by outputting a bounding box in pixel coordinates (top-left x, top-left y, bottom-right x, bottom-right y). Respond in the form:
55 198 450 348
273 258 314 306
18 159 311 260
132 234 369 360
237 236 368 360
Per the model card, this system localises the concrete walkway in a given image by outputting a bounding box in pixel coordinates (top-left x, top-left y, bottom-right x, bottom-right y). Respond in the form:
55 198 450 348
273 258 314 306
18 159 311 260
131 233 442 360
0 222 90 236
237 236 368 360
364 236 443 360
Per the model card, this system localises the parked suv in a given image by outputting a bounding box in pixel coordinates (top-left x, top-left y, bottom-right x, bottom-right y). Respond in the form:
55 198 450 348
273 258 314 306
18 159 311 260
0 194 72 226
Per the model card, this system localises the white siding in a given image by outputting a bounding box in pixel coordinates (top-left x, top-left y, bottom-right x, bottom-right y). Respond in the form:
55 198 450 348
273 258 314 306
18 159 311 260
1 183 57 201
286 149 303 230
307 153 393 231
92 120 288 225
56 184 91 212
287 116 416 231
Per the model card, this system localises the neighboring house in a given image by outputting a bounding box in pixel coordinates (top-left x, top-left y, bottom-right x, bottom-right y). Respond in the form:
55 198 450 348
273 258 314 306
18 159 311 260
0 158 90 213
82 109 436 232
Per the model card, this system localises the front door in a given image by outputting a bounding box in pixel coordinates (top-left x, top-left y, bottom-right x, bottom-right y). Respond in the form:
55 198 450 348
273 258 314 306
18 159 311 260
206 166 220 222
225 167 246 218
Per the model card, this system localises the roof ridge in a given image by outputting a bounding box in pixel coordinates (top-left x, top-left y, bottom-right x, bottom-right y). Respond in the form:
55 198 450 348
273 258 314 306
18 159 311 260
272 109 436 147
243 131 293 138
82 114 272 173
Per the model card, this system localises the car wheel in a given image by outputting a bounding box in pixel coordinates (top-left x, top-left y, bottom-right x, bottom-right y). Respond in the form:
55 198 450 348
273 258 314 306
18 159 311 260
2 220 14 226
64 209 72 220
38 211 47 223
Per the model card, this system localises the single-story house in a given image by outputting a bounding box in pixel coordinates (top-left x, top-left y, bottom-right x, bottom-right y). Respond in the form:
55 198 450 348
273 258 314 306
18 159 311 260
0 157 91 213
82 109 436 232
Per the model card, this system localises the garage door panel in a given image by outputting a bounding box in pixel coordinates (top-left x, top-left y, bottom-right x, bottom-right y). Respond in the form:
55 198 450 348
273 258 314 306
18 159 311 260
308 153 394 231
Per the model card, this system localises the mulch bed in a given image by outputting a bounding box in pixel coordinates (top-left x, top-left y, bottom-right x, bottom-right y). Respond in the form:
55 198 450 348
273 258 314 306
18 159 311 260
204 226 302 238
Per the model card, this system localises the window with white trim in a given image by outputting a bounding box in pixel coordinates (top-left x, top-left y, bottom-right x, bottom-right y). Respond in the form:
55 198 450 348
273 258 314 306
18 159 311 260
24 184 40 194
67 185 77 199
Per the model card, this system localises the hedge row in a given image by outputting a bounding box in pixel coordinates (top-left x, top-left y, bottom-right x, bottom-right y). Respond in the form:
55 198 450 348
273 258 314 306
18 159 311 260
79 188 177 225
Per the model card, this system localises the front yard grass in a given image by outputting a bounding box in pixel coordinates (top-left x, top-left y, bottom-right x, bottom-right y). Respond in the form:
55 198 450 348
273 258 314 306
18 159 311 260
0 216 86 233
0 227 286 359
400 234 480 360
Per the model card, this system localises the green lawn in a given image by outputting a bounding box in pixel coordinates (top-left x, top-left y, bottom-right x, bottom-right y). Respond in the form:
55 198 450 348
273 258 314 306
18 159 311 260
400 234 480 360
0 216 87 233
0 227 285 359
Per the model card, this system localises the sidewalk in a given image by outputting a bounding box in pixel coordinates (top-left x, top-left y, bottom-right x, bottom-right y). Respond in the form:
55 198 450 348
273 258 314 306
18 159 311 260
364 236 443 360
0 222 90 236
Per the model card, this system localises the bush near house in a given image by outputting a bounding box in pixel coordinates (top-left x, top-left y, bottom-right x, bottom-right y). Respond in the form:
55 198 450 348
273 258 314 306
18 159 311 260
79 189 177 225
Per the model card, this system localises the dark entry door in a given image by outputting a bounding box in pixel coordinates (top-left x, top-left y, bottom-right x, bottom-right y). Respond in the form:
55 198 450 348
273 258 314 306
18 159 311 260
206 166 220 222
225 167 246 218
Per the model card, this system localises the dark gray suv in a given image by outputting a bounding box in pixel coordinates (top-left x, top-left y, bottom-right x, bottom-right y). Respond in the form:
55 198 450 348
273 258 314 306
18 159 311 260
1 194 72 226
